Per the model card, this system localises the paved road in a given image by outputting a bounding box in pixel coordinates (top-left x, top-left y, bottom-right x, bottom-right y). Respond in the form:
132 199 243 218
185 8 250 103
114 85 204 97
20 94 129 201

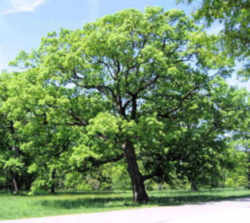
1 198 250 223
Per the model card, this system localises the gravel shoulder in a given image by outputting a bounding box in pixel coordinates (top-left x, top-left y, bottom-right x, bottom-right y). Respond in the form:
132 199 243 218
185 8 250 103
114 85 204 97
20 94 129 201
1 197 250 223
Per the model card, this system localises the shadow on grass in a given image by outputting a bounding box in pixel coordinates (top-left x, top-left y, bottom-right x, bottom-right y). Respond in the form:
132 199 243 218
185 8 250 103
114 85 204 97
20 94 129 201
150 194 250 206
38 193 250 210
38 197 136 209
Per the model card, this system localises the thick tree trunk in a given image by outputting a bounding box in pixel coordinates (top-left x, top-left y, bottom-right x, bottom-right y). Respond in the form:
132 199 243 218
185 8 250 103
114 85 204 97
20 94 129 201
124 140 149 203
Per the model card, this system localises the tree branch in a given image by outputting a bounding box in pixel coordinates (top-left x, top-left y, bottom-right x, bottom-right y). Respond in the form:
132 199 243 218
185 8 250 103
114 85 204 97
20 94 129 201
67 108 88 127
77 154 124 172
159 85 200 119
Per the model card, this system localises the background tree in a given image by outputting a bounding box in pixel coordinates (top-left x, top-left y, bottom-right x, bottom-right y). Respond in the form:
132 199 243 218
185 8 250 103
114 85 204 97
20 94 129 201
141 77 249 190
230 100 250 189
179 0 250 80
0 73 35 193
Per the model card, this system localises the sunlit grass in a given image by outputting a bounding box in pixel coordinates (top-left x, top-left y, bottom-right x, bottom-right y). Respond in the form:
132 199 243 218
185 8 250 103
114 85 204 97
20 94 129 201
1 188 250 220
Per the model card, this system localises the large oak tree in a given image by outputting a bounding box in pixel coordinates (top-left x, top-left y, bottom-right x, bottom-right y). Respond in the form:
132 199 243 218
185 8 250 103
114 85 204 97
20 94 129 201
5 7 245 202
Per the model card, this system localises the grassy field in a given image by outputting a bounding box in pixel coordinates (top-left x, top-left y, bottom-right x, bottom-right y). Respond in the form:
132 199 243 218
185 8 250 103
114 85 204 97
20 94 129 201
1 188 250 220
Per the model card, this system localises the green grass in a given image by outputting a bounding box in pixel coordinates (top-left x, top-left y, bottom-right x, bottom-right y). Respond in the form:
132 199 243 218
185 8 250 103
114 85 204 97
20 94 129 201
1 188 250 220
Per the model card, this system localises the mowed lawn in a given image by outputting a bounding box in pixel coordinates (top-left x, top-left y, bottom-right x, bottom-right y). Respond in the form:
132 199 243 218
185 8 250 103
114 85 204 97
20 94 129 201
1 189 250 220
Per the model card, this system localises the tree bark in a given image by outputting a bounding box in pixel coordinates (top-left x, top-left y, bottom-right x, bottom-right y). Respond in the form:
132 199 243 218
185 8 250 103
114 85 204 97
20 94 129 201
191 181 199 191
50 169 56 194
247 151 250 190
124 140 149 203
12 176 19 194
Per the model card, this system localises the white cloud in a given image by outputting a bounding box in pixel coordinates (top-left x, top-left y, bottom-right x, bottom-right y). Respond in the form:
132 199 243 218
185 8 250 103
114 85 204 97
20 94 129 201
2 0 46 15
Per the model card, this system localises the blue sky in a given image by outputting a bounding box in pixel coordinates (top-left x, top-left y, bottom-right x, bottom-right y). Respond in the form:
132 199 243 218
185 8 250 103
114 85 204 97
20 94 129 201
0 0 249 89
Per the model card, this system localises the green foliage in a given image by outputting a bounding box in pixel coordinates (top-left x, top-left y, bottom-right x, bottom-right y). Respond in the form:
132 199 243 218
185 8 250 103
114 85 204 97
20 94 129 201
179 0 250 79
